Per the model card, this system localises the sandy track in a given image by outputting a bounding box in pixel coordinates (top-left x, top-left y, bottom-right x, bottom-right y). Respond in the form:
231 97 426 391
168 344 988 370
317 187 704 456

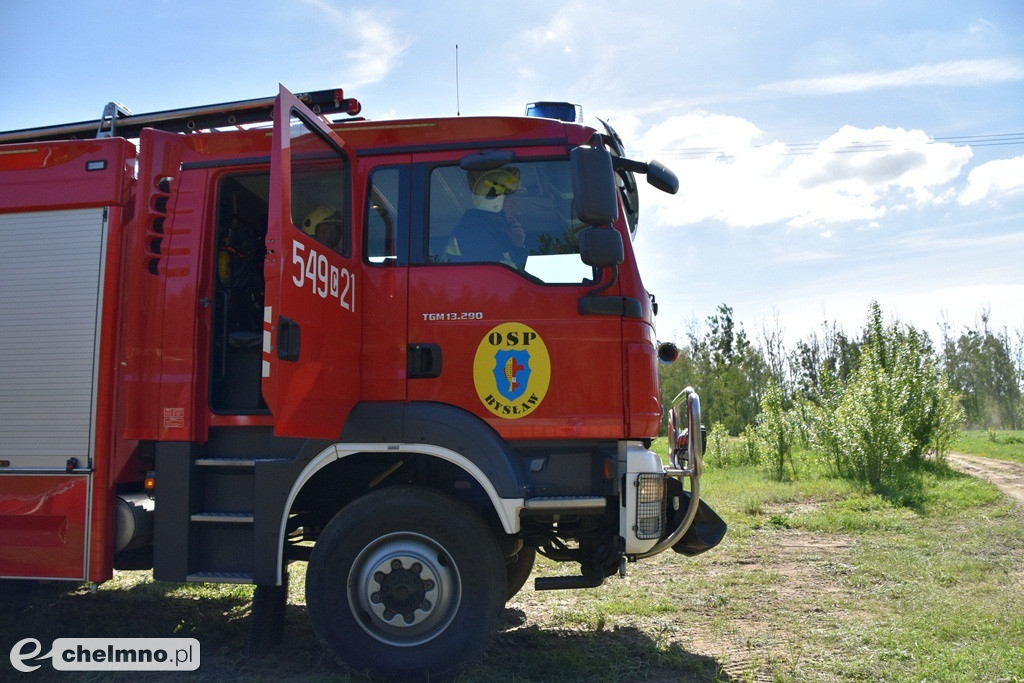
945 452 1024 507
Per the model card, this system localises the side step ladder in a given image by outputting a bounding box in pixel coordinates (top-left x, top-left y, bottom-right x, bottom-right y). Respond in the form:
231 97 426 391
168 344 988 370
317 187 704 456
154 444 287 585
185 457 259 584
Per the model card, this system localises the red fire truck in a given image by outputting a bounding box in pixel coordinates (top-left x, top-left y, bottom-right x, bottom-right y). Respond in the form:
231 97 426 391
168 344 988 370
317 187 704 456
0 85 724 676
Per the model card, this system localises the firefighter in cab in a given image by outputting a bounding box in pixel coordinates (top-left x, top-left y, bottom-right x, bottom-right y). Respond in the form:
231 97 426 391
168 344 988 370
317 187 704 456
302 205 344 251
446 168 527 268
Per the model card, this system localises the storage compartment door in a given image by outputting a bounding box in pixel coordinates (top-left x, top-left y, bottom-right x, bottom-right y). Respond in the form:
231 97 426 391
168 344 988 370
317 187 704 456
0 474 90 579
0 208 106 469
0 207 105 579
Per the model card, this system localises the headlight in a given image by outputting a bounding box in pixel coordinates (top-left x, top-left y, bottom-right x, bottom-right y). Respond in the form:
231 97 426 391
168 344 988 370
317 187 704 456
634 472 666 540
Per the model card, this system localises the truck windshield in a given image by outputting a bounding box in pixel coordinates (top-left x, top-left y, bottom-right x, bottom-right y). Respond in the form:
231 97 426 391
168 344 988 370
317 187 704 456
427 160 595 284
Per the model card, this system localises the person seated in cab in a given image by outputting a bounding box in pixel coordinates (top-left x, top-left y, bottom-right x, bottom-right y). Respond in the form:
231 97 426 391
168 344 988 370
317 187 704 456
446 168 527 269
302 205 345 252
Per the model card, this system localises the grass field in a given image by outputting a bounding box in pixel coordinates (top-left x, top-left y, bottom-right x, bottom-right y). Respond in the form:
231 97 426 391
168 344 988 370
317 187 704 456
955 429 1024 463
2 435 1023 681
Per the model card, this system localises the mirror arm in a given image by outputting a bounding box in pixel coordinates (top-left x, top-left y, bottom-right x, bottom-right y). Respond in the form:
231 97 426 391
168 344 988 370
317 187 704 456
612 157 648 174
587 262 619 298
611 156 679 195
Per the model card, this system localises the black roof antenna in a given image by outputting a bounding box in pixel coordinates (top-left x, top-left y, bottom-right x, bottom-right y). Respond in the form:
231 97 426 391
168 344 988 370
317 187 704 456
455 44 461 116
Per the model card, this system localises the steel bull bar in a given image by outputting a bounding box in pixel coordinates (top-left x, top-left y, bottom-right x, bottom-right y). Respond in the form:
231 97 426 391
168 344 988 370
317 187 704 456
637 387 726 559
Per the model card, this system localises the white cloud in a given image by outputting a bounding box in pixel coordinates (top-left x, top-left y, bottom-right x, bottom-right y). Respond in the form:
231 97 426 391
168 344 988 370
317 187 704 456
760 58 1024 95
641 111 767 156
635 117 973 229
521 3 582 50
790 125 973 208
300 1 410 88
959 155 1024 205
969 19 995 34
750 283 1024 348
300 0 341 20
345 11 411 88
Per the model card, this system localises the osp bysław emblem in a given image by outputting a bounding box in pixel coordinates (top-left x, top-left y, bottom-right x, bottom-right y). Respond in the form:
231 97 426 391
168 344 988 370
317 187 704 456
473 323 550 419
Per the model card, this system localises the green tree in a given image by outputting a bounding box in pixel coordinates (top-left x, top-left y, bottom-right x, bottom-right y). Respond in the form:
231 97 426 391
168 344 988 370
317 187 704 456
790 321 860 403
941 312 1022 429
658 305 773 436
688 304 770 435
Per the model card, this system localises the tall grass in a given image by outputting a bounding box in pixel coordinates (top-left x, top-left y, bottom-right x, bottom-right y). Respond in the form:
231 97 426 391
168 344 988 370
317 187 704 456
956 429 1024 463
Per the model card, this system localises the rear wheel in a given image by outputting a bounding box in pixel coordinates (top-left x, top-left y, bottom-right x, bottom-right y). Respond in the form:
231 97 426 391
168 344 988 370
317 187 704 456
306 486 505 678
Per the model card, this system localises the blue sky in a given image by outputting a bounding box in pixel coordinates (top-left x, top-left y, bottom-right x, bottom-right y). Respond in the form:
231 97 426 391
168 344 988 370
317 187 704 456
2 1 1022 345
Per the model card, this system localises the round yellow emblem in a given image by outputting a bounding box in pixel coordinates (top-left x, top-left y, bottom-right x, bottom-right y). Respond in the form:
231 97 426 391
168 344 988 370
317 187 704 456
472 323 550 419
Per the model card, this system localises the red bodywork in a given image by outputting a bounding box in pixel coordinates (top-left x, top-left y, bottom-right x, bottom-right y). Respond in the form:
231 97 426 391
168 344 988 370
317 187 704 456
0 475 89 579
0 89 662 582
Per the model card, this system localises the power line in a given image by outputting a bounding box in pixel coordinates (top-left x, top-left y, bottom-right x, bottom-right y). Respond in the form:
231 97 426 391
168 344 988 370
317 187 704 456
655 132 1024 160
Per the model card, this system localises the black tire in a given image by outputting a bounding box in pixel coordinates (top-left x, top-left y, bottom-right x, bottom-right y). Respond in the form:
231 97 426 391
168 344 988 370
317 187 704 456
504 545 536 601
306 486 505 678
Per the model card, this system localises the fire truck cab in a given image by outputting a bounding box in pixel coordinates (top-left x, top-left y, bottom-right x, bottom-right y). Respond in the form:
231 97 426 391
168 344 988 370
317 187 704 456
0 85 724 676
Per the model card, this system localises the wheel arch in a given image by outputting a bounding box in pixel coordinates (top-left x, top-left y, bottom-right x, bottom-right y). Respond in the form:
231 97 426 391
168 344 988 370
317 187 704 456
341 402 527 498
274 442 525 585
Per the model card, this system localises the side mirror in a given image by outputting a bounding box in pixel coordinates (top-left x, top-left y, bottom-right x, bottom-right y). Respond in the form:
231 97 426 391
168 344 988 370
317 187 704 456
570 146 619 226
578 227 623 268
646 159 679 195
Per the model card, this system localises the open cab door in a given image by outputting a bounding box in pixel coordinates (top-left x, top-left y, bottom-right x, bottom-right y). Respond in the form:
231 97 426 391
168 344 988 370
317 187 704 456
263 85 361 438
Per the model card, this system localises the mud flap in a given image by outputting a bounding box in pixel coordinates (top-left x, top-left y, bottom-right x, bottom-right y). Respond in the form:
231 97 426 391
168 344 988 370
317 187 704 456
672 492 727 556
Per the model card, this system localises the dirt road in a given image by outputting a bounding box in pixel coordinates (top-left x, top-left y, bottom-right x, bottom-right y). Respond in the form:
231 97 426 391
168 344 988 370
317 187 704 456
946 452 1024 507
682 452 1024 682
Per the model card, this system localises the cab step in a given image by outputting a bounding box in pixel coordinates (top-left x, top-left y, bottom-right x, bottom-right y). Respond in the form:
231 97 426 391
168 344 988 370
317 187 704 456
186 571 253 584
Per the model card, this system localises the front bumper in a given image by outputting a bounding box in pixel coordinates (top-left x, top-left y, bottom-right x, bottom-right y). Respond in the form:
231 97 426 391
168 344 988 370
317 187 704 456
621 388 726 558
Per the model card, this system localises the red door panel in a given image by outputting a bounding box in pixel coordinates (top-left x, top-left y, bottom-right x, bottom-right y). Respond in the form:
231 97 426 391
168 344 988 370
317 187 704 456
263 86 361 439
408 267 625 440
408 155 628 439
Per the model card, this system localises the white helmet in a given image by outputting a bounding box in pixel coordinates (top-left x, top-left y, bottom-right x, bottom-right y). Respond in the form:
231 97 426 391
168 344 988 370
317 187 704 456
468 168 520 213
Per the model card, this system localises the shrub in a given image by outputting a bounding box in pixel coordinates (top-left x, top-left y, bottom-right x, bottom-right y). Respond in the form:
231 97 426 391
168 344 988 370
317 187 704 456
755 382 797 481
738 424 762 466
808 303 962 487
704 422 732 467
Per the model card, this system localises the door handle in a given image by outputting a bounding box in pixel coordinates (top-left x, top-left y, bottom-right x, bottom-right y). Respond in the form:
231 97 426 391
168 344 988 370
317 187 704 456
408 343 442 379
277 317 301 362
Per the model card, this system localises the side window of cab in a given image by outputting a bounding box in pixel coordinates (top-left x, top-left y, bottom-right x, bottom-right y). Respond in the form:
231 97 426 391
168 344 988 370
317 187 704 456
425 160 594 284
364 166 408 266
287 113 350 255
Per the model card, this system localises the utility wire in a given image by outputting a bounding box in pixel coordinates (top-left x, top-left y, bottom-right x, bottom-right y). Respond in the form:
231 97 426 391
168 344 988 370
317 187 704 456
656 132 1024 159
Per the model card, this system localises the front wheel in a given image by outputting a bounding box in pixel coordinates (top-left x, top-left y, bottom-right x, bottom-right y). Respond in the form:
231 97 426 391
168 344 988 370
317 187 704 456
504 545 536 601
306 486 505 678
